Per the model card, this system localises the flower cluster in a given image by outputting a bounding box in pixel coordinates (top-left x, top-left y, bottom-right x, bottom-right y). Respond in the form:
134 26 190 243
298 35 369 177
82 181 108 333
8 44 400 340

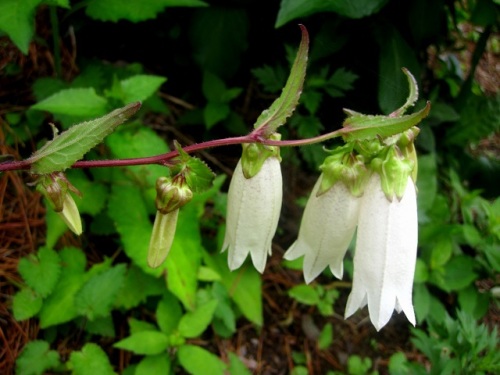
222 128 420 331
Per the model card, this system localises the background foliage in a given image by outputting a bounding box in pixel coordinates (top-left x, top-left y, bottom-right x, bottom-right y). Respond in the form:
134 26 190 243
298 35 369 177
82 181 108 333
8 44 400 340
1 0 499 374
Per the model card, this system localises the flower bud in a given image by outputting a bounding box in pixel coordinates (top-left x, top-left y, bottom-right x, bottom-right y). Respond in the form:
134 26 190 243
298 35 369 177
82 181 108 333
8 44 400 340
155 176 193 214
148 210 179 268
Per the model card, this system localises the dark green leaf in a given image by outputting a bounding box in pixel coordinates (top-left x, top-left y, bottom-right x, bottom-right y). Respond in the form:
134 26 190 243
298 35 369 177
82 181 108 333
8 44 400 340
114 265 164 309
252 65 287 93
0 0 41 54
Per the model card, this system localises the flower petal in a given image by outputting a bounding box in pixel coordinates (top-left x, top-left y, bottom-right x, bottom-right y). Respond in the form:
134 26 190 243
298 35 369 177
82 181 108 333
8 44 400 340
222 157 282 273
285 177 360 283
345 174 417 330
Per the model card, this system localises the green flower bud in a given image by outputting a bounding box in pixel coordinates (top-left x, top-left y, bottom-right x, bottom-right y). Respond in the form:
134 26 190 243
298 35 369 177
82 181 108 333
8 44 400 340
155 176 193 214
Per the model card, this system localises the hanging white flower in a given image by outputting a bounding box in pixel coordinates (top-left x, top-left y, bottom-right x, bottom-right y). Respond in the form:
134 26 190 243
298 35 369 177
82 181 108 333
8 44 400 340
284 176 360 283
222 157 282 273
344 173 418 331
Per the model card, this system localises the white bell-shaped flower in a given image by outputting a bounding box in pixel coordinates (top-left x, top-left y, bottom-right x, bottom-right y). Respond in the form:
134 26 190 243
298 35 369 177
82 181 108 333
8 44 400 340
284 176 360 283
345 173 418 331
222 157 282 273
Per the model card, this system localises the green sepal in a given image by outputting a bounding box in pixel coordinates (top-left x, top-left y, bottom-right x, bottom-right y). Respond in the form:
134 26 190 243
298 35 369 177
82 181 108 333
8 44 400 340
318 146 369 197
253 25 309 137
29 102 141 174
241 134 281 179
341 101 430 142
171 141 215 193
371 146 415 201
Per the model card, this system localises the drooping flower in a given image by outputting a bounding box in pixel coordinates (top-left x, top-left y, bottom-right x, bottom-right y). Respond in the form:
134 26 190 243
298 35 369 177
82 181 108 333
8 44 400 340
284 176 360 282
222 155 282 273
344 173 418 331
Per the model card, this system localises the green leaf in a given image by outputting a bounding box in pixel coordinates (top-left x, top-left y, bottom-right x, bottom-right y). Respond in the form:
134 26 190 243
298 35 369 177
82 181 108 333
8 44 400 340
18 246 61 298
114 265 164 309
177 345 226 375
129 318 158 334
252 65 287 93
416 153 437 216
288 284 320 305
31 87 108 117
173 143 215 193
156 292 183 335
275 0 389 27
0 0 41 54
228 352 252 375
431 255 478 292
12 288 43 321
413 283 431 322
253 25 309 136
341 102 431 142
83 315 116 337
120 74 166 103
135 354 171 375
29 102 141 174
68 343 116 375
318 323 333 350
66 169 108 215
74 264 127 320
86 0 207 22
16 340 60 375
178 299 218 338
114 331 169 355
204 102 230 128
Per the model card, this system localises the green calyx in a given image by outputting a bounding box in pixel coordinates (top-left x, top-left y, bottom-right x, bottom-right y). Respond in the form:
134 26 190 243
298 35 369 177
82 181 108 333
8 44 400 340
371 145 415 201
318 145 369 197
155 176 193 214
241 133 281 179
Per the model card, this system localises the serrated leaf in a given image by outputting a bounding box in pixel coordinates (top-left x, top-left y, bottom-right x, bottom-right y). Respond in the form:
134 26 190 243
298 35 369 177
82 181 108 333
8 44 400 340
16 340 60 375
86 0 207 22
39 248 87 328
253 25 309 136
341 101 431 142
74 264 127 320
136 354 171 375
68 343 116 375
13 288 43 321
178 299 218 338
17 246 61 298
120 74 166 103
173 142 215 193
178 345 226 375
388 68 419 117
0 0 41 54
29 102 141 174
31 87 108 117
114 331 169 355
327 67 358 92
252 64 287 93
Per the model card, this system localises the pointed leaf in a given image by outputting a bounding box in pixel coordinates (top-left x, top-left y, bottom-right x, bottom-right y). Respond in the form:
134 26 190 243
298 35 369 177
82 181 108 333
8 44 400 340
0 0 41 54
114 331 169 355
253 25 309 136
120 75 166 103
68 343 116 375
178 345 226 375
29 102 141 174
136 354 171 375
178 299 218 338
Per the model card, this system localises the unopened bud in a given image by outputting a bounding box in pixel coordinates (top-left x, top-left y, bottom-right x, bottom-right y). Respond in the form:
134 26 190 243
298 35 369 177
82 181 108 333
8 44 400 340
241 133 281 179
58 193 82 235
155 177 193 214
148 210 179 268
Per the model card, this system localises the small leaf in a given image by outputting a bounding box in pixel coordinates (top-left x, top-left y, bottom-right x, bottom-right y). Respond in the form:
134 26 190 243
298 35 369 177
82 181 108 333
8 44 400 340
31 87 108 117
178 299 218 338
68 343 116 375
253 25 309 136
228 352 252 375
114 331 169 355
74 264 127 320
135 354 171 375
288 284 320 305
18 247 61 298
12 288 43 321
317 323 333 350
120 75 166 103
16 340 61 375
177 345 226 375
156 292 183 335
29 102 141 174
341 102 431 142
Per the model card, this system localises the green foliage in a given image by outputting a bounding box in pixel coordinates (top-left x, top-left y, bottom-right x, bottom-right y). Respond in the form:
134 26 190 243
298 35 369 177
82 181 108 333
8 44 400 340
16 340 61 375
288 283 340 316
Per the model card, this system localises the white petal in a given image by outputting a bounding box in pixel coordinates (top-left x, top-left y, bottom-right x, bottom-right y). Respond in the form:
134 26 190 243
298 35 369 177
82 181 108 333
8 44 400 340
284 177 360 283
345 174 418 331
222 157 282 273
